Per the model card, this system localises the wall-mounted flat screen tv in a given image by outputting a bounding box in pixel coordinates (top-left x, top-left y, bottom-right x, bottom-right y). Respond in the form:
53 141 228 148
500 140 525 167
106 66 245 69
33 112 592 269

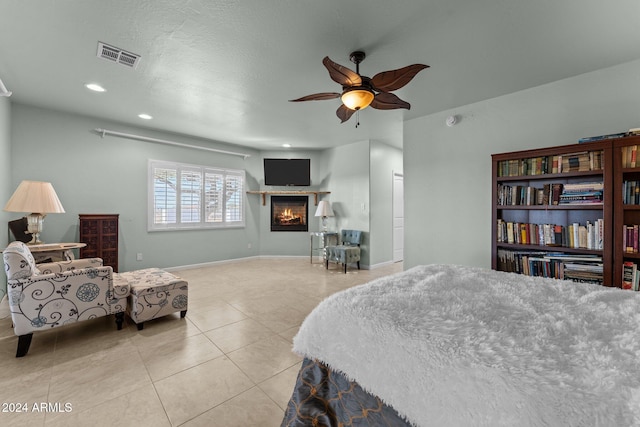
264 158 311 186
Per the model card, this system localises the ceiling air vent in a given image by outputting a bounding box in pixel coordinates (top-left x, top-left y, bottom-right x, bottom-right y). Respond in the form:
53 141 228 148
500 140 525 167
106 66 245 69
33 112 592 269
96 42 141 69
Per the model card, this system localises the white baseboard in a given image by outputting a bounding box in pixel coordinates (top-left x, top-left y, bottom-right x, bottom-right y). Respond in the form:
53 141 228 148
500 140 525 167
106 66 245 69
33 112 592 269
163 255 261 272
162 255 399 273
368 260 399 270
163 255 307 272
0 294 9 320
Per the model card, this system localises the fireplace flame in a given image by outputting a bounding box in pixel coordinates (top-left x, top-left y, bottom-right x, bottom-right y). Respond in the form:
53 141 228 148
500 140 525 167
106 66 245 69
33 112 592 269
279 208 300 223
271 197 308 231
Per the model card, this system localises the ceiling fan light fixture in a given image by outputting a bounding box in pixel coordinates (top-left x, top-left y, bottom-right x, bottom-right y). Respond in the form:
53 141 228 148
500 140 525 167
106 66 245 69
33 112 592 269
341 87 375 111
291 53 428 123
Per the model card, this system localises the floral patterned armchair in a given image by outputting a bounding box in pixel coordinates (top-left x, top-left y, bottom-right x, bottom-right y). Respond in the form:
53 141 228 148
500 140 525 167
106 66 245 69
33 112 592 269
3 241 130 357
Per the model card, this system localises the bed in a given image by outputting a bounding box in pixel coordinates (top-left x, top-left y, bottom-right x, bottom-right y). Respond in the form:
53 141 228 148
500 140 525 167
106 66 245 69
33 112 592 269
281 264 640 427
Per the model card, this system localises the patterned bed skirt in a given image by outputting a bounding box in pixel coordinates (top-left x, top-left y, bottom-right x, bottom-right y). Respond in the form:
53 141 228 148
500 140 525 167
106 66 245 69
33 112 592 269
281 358 411 427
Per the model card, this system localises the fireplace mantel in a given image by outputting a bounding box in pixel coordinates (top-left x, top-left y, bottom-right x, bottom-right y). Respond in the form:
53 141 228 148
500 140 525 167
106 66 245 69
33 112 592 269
247 190 330 206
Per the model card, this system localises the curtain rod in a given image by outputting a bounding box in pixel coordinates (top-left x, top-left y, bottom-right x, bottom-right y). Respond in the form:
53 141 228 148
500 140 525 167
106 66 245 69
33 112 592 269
94 128 251 159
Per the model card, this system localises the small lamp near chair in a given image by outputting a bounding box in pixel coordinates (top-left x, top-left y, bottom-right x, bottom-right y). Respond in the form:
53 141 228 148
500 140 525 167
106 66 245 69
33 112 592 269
4 180 65 245
314 200 334 232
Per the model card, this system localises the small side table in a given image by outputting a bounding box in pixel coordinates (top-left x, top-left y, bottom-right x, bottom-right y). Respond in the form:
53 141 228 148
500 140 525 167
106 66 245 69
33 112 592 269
26 243 86 263
310 231 338 263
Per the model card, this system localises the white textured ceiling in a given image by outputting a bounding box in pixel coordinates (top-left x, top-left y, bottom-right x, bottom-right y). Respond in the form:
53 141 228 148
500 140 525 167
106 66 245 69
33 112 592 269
1 0 639 150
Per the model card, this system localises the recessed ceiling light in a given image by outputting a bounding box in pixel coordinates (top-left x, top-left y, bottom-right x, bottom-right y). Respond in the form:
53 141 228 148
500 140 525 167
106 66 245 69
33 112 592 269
282 144 291 148
138 114 153 120
85 83 106 92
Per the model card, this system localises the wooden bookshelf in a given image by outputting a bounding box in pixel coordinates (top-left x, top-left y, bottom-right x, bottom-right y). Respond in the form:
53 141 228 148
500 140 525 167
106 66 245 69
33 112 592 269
492 140 613 286
613 136 640 289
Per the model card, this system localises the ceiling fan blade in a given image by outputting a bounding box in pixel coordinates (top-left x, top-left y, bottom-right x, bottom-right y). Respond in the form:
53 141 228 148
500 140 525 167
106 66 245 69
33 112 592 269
323 57 362 87
370 64 429 92
336 104 355 123
370 92 411 110
289 92 341 102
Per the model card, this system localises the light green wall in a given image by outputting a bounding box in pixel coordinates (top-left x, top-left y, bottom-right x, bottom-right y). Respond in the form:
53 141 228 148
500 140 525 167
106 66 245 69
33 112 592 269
404 58 640 270
322 140 371 266
10 103 262 271
18 53 636 274
0 97 10 246
255 149 327 256
0 96 10 296
369 141 402 267
6 105 402 271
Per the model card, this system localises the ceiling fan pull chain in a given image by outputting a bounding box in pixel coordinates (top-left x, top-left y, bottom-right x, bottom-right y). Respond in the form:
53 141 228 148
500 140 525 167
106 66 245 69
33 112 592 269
355 110 360 128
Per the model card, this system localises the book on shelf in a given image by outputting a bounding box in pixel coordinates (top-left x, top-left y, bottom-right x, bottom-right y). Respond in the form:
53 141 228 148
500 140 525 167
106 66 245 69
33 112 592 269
621 261 640 290
541 184 551 205
541 253 602 262
621 145 639 168
623 224 640 254
577 225 588 249
622 180 640 204
507 221 514 244
562 182 604 192
558 193 603 204
622 261 636 290
551 183 563 205
553 224 563 244
578 132 627 143
579 128 640 145
520 223 527 244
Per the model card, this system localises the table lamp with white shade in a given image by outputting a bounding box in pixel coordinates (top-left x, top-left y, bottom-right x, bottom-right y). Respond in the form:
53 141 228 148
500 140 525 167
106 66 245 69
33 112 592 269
4 180 65 244
314 200 334 232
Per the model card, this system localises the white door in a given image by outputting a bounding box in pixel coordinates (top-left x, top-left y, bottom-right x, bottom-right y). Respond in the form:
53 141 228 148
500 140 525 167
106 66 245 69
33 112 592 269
392 172 404 262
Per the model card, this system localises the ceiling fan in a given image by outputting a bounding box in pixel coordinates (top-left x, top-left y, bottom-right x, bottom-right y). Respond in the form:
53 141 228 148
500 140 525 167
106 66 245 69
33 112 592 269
290 51 429 124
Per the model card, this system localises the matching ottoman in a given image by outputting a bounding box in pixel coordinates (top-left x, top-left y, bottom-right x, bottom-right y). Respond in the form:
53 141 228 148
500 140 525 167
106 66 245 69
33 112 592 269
118 268 188 330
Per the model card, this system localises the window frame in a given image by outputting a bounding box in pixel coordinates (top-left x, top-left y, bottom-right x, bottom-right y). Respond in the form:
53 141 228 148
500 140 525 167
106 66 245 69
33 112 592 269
148 159 246 231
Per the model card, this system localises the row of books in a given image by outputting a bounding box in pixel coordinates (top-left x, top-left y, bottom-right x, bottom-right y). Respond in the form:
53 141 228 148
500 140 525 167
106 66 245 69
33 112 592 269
497 151 604 177
621 145 639 168
497 182 604 206
623 180 640 205
497 183 559 206
498 184 546 206
622 261 640 290
496 219 604 250
497 249 603 284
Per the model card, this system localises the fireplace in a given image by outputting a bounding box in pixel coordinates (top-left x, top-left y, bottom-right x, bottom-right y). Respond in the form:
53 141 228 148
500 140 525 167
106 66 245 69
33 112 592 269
271 196 308 232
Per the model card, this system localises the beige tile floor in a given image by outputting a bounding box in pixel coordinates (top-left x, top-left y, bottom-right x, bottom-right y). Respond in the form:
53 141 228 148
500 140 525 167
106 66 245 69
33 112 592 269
0 257 402 427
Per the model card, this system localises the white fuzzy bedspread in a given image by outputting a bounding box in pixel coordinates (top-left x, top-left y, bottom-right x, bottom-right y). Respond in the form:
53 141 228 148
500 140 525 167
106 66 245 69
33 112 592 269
292 264 640 427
